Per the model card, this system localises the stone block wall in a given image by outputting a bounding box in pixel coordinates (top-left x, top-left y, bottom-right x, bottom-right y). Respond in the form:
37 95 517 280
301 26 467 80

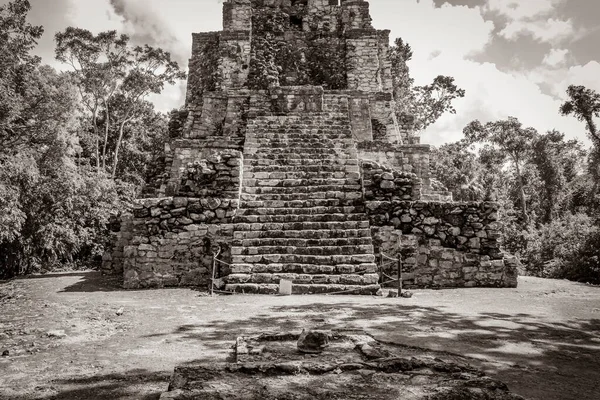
361 161 420 201
178 150 242 198
219 31 252 90
118 197 237 289
357 141 431 181
223 0 252 32
166 146 243 197
346 31 381 92
366 201 518 288
369 92 400 143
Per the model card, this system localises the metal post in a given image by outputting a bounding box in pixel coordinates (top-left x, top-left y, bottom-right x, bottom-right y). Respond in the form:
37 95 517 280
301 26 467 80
397 254 403 296
211 255 216 297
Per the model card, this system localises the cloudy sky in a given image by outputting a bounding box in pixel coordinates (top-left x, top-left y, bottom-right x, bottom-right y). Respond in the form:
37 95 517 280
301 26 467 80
5 0 600 146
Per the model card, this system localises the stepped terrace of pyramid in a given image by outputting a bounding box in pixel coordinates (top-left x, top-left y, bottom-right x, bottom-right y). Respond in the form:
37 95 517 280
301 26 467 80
102 0 518 294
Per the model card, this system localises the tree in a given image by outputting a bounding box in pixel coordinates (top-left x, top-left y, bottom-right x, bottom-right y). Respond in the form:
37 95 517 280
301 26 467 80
389 37 466 133
410 76 466 131
55 28 186 178
55 28 129 173
108 44 185 178
0 0 44 150
530 131 584 223
430 141 484 201
389 38 414 114
0 2 127 278
560 85 600 144
100 98 168 187
559 85 600 189
463 117 537 222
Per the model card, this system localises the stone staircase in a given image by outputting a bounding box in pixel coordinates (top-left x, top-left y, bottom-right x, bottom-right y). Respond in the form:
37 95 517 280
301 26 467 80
225 113 380 294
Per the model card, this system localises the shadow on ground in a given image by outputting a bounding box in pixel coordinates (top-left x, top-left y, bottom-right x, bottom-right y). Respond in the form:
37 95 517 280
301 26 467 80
58 271 124 293
152 302 600 400
6 369 169 400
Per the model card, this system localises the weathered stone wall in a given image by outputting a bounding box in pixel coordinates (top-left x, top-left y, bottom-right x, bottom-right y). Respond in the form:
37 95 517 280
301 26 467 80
346 31 381 92
366 200 518 288
219 31 252 90
186 32 220 108
358 141 432 181
119 197 237 289
223 0 252 32
369 92 400 143
166 146 243 197
361 161 420 201
178 150 242 198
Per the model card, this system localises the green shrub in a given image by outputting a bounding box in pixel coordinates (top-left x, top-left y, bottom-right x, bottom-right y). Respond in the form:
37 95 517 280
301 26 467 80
522 213 599 283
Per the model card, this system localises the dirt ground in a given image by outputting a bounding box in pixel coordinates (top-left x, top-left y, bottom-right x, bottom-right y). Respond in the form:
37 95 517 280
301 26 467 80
0 272 599 400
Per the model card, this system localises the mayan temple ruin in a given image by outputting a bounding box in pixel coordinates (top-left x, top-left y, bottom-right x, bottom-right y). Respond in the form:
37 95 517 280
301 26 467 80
102 0 518 294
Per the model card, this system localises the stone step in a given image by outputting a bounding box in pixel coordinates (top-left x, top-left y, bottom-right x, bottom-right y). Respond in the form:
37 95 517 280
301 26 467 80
245 145 354 153
233 237 373 248
231 253 376 265
244 171 360 180
248 135 352 142
232 244 374 256
246 137 355 143
244 154 355 161
227 272 380 286
248 131 353 137
233 228 372 240
234 220 370 232
233 213 367 224
242 178 360 187
247 165 360 173
229 263 378 275
244 183 361 192
240 192 363 201
240 199 363 208
243 158 359 167
224 283 380 295
250 121 350 126
237 206 364 216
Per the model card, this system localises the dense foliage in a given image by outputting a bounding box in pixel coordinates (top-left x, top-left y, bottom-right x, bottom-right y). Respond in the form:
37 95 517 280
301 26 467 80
0 0 182 278
431 111 599 283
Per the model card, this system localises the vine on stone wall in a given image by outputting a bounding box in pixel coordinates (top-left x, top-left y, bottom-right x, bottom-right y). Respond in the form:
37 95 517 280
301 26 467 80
306 37 347 89
199 34 221 92
188 34 221 106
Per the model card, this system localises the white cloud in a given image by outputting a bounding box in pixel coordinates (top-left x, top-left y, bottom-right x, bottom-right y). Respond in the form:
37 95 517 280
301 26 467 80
487 0 563 20
542 48 569 67
554 61 600 95
499 18 574 43
486 0 574 44
371 0 494 61
420 56 588 145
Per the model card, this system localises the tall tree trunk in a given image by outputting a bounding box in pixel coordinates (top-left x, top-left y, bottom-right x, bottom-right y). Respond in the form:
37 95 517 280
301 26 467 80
111 119 128 179
92 107 100 174
514 161 529 223
584 115 599 143
101 99 110 170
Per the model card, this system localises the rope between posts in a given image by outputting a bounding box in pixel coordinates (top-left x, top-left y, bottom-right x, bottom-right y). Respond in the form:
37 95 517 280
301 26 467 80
324 277 401 296
380 252 399 262
208 250 404 296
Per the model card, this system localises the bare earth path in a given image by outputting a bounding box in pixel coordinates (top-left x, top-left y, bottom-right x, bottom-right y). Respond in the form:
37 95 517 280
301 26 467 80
0 272 599 400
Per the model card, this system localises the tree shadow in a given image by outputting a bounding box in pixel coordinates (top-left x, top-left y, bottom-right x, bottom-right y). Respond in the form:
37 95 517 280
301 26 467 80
152 302 600 400
6 369 169 400
58 271 124 293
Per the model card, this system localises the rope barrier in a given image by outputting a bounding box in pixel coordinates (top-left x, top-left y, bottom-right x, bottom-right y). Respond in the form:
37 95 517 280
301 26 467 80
211 245 222 297
207 249 404 297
